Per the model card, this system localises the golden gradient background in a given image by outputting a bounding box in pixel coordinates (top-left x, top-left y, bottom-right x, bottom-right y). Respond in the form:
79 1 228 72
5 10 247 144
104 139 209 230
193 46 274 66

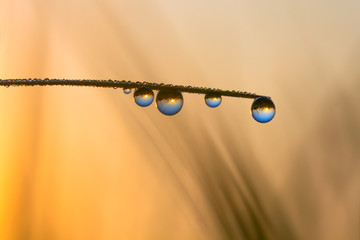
0 0 359 239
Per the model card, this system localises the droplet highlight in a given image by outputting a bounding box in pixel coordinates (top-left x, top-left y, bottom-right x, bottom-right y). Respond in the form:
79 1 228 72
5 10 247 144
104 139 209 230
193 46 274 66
123 88 131 94
134 87 154 107
251 97 275 123
156 90 183 116
205 93 222 108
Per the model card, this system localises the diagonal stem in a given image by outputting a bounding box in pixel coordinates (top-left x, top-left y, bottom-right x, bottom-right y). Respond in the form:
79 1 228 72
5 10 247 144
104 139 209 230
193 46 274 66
0 79 268 99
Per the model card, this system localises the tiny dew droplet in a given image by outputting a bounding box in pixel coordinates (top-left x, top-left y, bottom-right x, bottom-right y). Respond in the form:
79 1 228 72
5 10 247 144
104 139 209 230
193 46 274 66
156 90 183 116
251 97 275 123
123 88 131 94
205 93 222 108
134 87 154 107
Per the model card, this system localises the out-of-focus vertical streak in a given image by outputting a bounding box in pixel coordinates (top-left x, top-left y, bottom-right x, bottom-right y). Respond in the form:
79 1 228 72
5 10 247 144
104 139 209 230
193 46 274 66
91 0 204 84
14 0 50 237
92 0 156 80
0 0 51 239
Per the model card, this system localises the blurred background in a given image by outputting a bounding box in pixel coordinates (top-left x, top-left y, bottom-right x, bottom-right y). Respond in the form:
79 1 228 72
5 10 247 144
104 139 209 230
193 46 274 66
0 0 359 239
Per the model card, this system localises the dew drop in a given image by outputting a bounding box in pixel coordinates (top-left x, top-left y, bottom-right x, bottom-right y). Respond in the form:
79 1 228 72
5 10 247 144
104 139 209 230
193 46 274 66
156 90 183 116
123 88 131 94
205 93 222 108
134 87 154 107
251 97 275 123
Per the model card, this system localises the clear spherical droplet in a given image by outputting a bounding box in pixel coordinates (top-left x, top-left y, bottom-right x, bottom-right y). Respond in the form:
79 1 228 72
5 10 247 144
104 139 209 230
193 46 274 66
251 97 275 123
134 87 154 107
205 93 222 108
156 90 183 116
123 88 131 94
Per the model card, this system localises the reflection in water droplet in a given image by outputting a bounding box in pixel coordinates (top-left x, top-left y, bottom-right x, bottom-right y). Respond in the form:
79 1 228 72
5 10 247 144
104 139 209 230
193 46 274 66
156 90 183 116
123 88 131 94
205 93 222 108
251 97 276 123
134 87 154 107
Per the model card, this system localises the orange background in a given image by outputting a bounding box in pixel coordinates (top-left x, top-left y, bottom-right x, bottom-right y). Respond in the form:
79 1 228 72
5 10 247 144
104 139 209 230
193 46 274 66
0 0 359 239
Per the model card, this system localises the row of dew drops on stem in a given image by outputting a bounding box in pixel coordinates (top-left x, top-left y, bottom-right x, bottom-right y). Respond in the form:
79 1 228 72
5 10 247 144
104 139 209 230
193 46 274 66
1 79 275 123
122 86 275 123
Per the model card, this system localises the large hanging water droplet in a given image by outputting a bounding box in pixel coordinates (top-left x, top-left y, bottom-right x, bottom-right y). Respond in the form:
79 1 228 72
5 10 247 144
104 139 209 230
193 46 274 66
251 97 275 123
134 87 154 107
205 93 222 108
123 88 131 94
156 90 183 116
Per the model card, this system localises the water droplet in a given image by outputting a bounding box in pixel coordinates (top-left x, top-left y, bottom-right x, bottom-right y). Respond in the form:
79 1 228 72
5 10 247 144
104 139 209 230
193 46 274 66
251 97 275 123
205 93 222 108
156 90 183 116
123 88 131 94
134 87 154 107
